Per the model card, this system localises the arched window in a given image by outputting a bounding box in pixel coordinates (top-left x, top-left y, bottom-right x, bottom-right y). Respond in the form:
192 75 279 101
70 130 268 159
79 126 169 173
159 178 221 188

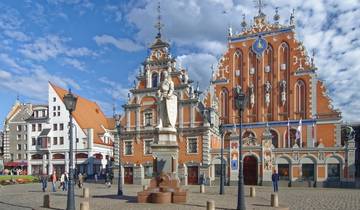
279 42 289 71
296 80 306 118
270 130 278 148
151 73 158 88
249 50 257 75
234 50 243 81
220 88 229 123
265 45 273 73
243 130 256 145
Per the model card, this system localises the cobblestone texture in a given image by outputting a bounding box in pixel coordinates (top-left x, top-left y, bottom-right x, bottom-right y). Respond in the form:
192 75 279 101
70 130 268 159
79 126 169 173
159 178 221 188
0 183 359 210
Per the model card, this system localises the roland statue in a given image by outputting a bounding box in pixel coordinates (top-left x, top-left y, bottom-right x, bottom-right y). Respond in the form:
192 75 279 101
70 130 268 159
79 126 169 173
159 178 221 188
157 70 177 130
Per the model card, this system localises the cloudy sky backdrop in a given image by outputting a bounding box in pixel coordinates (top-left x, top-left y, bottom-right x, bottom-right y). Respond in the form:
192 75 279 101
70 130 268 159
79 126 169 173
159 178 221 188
0 0 359 128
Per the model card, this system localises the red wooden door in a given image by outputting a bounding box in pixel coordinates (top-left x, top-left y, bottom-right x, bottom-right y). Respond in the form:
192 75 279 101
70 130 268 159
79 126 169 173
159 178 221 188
187 166 198 185
124 167 133 184
243 156 257 185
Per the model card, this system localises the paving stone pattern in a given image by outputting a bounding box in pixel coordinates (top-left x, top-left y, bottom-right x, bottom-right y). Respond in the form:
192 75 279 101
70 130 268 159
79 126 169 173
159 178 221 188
0 183 359 210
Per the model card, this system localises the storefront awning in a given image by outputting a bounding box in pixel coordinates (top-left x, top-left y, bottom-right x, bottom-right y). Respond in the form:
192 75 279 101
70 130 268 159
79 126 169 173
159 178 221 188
4 161 28 167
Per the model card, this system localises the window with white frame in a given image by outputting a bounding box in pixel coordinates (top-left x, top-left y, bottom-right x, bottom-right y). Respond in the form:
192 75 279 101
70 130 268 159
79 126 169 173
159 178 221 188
124 141 133 155
17 125 22 131
17 134 21 141
187 137 198 154
144 139 152 155
144 112 153 126
17 144 21 150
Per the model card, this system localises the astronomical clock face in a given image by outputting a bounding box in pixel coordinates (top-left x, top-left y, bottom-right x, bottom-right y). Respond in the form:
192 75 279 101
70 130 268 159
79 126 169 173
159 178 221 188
252 36 267 58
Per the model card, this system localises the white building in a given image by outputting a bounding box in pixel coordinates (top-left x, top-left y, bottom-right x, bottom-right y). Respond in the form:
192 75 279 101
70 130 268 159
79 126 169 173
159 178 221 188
27 83 114 177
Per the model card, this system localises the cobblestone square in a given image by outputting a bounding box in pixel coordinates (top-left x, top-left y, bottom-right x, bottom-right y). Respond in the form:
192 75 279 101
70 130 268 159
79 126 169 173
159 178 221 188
0 183 359 210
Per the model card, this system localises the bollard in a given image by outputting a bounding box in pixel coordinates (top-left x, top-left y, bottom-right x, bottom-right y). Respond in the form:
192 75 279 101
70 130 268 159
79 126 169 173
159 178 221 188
143 185 147 191
43 194 50 208
83 187 90 198
271 193 279 207
80 201 90 210
200 184 205 193
206 200 215 210
250 187 256 197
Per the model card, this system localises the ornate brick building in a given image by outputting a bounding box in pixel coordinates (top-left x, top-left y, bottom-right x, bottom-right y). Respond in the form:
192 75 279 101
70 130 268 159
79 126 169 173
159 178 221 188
119 7 356 187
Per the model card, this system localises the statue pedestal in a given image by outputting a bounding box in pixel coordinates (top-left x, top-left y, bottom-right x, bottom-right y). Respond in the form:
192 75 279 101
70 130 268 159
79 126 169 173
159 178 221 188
137 127 188 204
152 128 179 176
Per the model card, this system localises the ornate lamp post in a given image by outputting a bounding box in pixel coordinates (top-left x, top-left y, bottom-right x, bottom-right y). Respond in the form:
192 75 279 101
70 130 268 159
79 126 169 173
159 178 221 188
115 114 123 196
219 123 225 195
63 89 78 210
234 86 247 210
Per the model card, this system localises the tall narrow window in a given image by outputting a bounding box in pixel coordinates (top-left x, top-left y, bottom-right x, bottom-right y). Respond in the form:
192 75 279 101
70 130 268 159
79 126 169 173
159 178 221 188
151 73 158 88
270 130 278 148
265 45 273 73
280 42 290 71
234 50 243 81
296 80 306 118
220 88 229 123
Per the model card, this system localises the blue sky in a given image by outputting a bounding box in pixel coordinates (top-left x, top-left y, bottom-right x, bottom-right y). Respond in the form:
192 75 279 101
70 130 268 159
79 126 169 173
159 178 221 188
0 0 359 129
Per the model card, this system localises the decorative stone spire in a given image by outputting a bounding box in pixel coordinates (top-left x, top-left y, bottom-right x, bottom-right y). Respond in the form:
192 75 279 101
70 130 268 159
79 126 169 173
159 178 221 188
241 14 247 30
273 7 280 24
154 1 164 39
254 0 266 16
290 8 295 26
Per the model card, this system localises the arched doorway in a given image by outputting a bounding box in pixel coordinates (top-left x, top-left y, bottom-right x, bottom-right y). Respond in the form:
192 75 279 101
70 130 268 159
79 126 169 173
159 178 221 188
243 156 257 185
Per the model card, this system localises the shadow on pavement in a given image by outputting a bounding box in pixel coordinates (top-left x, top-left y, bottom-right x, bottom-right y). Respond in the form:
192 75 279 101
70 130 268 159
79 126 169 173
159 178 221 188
0 200 33 210
92 194 137 203
184 203 236 210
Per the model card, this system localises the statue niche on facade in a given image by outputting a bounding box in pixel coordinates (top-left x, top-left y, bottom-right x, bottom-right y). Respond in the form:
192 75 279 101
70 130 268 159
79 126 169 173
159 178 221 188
157 70 178 130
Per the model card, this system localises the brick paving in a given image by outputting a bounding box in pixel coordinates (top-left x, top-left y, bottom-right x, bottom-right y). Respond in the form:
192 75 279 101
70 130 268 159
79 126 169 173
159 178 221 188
0 183 359 210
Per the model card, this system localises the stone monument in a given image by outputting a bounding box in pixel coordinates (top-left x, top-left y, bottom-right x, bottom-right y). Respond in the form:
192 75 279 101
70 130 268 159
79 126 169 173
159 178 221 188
137 70 187 204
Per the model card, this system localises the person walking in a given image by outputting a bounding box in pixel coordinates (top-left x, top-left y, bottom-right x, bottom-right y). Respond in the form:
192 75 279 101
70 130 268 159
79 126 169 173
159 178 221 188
94 173 98 183
78 173 83 188
64 172 69 191
272 170 280 192
105 172 111 188
51 171 57 192
60 173 66 191
40 173 48 192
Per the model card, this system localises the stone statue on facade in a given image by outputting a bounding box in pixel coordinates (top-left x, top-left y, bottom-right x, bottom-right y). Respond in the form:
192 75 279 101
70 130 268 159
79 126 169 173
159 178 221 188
264 81 271 107
249 82 255 108
280 80 287 106
157 70 177 130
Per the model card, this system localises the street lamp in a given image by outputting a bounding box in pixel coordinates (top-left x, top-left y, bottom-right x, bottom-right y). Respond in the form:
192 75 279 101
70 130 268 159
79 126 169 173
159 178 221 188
219 122 225 195
234 85 247 210
115 114 123 196
63 89 78 210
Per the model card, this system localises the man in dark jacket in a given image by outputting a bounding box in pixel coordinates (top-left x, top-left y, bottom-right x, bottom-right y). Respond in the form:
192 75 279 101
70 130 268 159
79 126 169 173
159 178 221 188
272 170 280 192
40 173 48 192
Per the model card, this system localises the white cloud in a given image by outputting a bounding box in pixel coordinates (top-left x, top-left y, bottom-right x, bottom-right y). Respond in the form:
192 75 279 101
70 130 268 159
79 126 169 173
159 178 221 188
0 66 80 101
4 30 30 42
124 0 360 122
94 35 143 52
63 58 86 71
98 77 129 101
0 53 27 73
0 69 12 79
176 53 218 90
19 35 95 61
